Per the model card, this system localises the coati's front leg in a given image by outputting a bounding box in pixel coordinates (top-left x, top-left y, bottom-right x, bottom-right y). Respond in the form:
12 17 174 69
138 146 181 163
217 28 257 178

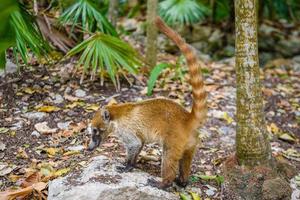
117 133 143 172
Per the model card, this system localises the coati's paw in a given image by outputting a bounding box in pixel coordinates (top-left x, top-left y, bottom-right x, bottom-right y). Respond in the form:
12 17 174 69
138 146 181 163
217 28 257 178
147 178 173 190
147 178 160 188
175 177 188 187
116 164 134 173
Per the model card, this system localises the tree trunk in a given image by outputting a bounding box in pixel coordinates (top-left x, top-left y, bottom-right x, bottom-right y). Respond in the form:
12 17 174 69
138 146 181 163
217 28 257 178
235 0 272 167
145 0 158 69
108 0 118 27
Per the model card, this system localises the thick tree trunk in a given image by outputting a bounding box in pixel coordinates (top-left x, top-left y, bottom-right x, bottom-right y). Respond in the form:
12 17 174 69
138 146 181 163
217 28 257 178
145 0 158 69
108 0 118 27
235 0 272 167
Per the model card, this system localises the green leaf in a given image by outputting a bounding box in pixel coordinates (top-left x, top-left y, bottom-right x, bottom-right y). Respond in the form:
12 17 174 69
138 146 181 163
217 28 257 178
0 52 6 70
0 0 18 69
189 192 201 200
9 6 50 64
147 63 171 96
180 193 192 200
159 0 210 25
59 0 117 36
197 174 224 185
67 33 141 88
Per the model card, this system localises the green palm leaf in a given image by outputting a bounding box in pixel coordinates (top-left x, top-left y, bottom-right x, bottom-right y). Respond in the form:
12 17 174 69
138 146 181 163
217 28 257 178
159 0 210 25
67 32 141 87
10 6 50 64
59 0 117 36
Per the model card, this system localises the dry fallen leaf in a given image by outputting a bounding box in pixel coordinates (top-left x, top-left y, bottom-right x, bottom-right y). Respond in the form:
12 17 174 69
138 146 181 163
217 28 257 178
0 182 47 200
44 148 59 156
267 123 280 135
85 104 100 112
34 122 57 134
37 105 60 113
53 168 70 177
21 172 41 188
64 93 80 102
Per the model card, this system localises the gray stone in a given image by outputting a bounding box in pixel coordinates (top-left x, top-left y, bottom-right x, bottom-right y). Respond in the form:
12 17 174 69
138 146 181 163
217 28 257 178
11 121 24 130
22 112 47 120
262 178 292 200
65 87 72 94
292 56 300 72
0 60 18 78
191 24 212 42
48 156 177 200
66 145 85 151
52 94 64 104
291 176 300 200
75 89 86 98
122 18 138 32
31 131 40 138
276 36 300 57
0 142 6 151
57 121 71 130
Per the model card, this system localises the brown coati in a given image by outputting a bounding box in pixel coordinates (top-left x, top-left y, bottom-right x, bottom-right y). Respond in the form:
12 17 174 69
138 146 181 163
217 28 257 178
87 16 207 189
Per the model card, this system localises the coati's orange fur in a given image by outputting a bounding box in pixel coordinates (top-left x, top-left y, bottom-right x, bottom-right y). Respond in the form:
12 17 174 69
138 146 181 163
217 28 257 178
87 17 207 188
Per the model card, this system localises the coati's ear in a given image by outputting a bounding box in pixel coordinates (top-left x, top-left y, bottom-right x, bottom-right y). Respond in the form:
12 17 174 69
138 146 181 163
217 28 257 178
101 109 110 123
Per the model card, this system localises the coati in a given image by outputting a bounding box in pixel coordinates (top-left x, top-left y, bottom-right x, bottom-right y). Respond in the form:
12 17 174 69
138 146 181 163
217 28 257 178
87 17 207 189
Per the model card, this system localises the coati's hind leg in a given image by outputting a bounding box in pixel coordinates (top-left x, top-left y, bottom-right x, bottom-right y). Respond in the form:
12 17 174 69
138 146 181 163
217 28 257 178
176 134 198 187
148 142 185 189
117 132 143 172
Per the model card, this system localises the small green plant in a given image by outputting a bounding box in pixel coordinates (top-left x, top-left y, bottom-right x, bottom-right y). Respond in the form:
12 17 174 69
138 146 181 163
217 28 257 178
59 0 117 36
147 63 171 96
67 32 141 89
195 174 224 185
147 55 188 96
159 0 210 25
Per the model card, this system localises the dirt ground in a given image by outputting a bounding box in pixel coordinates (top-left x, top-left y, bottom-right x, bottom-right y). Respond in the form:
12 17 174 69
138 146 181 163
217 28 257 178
0 54 299 199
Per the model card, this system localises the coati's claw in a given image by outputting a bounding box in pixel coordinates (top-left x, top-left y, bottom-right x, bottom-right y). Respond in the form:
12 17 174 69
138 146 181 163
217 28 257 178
147 178 172 190
116 164 134 173
175 177 188 187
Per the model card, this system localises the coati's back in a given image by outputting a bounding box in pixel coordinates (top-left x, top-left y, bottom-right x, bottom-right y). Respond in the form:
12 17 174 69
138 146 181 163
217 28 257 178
105 98 191 141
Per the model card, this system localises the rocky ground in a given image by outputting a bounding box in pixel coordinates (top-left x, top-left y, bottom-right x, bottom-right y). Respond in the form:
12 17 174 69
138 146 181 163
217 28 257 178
0 45 299 199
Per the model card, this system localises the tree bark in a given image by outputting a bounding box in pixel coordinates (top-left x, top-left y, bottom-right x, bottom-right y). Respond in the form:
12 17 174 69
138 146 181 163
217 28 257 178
145 0 158 69
108 0 118 27
235 0 272 167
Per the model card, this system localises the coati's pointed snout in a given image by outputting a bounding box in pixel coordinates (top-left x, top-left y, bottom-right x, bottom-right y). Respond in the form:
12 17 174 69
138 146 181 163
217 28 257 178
87 125 102 151
87 138 100 151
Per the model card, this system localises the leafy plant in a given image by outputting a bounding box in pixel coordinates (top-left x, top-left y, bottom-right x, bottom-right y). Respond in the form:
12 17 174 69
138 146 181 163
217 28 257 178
159 0 210 25
147 63 171 96
147 55 188 96
196 174 224 185
10 8 50 64
59 0 117 36
67 32 141 89
0 2 50 69
0 0 18 69
262 0 300 21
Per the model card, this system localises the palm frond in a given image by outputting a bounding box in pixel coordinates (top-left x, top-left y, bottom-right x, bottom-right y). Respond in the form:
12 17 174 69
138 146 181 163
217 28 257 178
67 32 141 87
159 0 210 25
0 0 18 69
59 0 117 36
10 6 50 64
